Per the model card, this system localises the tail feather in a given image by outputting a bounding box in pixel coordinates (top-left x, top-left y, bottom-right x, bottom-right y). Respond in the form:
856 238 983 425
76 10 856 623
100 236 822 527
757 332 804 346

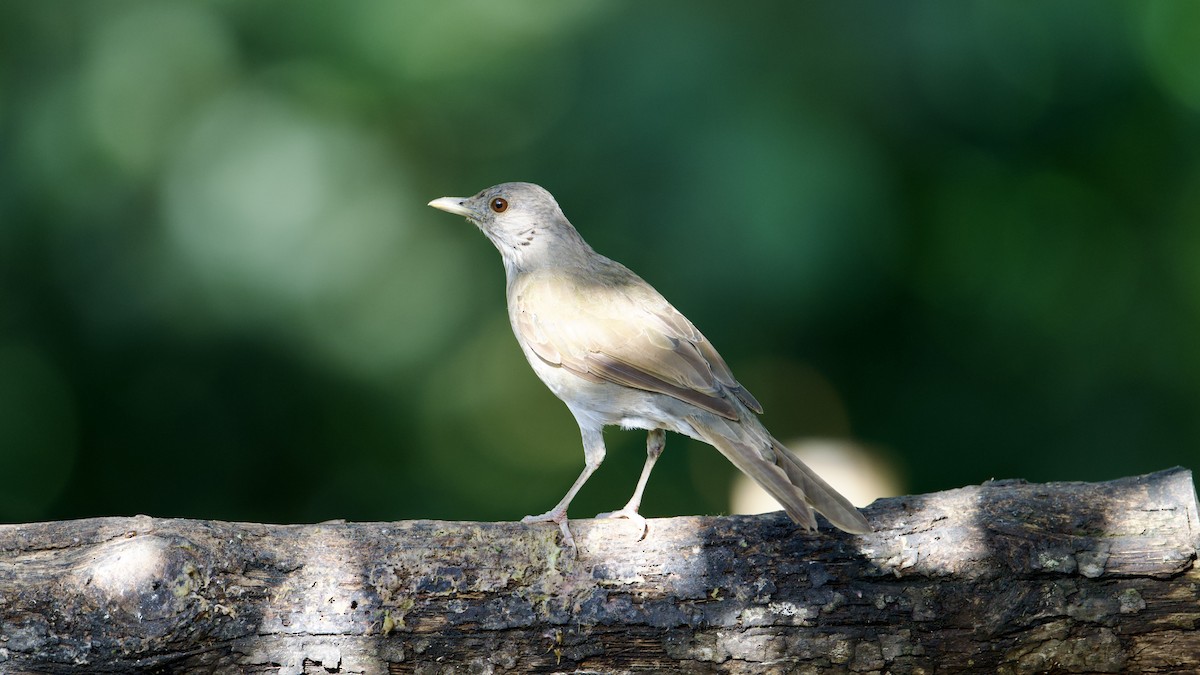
716 436 822 530
693 415 872 534
772 440 872 534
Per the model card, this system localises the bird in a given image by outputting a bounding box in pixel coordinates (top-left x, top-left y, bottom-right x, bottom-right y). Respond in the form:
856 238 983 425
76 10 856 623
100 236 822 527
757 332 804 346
428 182 871 548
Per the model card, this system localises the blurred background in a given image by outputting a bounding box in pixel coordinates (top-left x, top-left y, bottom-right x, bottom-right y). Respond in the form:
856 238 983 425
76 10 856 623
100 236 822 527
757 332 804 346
2 1 1198 525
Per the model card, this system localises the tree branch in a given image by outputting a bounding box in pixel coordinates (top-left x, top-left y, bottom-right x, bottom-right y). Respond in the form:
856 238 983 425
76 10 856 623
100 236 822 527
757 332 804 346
2 468 1198 674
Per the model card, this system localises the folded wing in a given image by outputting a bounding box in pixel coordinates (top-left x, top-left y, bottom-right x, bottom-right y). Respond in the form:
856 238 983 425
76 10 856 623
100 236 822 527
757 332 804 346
512 266 761 420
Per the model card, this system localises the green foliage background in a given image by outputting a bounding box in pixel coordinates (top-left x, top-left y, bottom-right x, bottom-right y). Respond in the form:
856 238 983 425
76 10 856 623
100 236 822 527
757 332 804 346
2 1 1199 524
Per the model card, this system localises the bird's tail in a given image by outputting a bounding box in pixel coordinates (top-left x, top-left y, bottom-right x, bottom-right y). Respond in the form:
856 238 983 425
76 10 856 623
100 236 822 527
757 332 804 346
691 414 872 534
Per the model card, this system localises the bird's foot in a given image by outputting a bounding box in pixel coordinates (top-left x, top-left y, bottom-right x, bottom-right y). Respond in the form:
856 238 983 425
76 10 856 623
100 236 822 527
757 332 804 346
595 507 649 541
521 509 576 551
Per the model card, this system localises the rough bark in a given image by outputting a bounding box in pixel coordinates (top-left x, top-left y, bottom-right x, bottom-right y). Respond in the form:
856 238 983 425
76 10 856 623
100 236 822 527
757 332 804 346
1 468 1197 674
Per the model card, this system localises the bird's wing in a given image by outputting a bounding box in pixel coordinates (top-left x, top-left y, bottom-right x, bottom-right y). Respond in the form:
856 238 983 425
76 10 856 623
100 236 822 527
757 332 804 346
512 267 762 420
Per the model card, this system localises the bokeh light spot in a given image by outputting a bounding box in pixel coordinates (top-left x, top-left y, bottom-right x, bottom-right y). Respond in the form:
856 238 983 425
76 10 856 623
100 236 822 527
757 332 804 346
1142 2 1200 111
162 88 466 375
84 2 237 175
344 1 609 83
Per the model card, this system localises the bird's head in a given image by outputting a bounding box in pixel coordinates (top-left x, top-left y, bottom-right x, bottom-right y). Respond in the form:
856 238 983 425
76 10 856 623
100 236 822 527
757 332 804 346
428 182 590 274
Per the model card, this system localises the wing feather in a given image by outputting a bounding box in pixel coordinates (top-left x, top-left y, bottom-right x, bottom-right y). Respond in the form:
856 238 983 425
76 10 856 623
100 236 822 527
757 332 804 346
511 265 760 420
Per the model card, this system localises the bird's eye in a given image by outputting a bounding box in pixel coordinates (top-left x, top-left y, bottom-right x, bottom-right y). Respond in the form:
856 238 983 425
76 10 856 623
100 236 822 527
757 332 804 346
490 198 509 213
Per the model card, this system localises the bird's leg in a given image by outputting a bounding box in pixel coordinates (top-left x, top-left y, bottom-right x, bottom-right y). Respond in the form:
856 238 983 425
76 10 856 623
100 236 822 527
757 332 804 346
522 426 606 550
596 428 665 540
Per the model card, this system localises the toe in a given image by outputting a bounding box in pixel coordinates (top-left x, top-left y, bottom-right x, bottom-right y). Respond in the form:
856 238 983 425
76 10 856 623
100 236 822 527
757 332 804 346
522 509 563 524
521 510 577 550
595 507 641 521
595 508 649 541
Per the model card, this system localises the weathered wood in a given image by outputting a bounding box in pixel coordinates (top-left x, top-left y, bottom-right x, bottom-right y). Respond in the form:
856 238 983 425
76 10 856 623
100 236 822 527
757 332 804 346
1 468 1197 674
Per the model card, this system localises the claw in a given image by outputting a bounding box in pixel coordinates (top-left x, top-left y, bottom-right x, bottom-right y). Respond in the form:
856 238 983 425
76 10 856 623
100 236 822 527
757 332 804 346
522 510 577 550
595 508 649 541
